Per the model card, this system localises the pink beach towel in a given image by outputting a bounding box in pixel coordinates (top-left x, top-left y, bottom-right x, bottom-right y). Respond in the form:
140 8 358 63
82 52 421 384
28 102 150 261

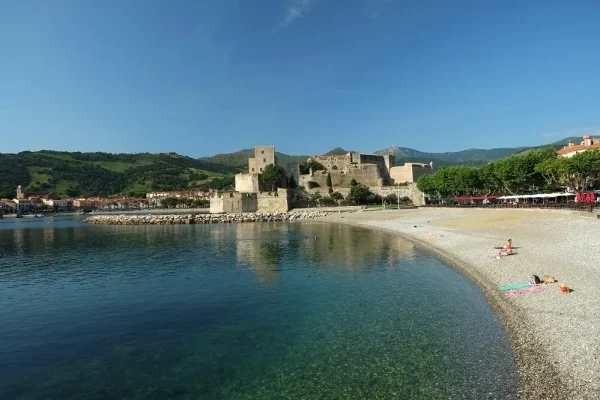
505 286 544 296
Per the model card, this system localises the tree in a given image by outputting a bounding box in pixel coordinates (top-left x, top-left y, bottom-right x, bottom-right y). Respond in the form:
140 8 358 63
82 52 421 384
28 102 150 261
384 193 398 204
416 174 440 197
348 183 371 205
260 164 286 191
308 191 322 206
320 196 337 206
330 191 344 202
479 163 502 195
300 160 325 174
350 179 358 187
326 173 332 188
539 150 600 191
365 192 382 205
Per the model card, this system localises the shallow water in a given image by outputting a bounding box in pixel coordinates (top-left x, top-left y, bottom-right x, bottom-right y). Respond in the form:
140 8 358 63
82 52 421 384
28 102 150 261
0 218 517 399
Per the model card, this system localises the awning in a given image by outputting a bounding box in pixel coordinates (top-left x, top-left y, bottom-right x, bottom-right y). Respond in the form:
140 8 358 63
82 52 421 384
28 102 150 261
497 193 576 200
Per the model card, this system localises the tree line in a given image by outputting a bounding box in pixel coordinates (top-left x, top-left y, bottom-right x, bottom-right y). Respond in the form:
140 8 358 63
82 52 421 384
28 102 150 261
416 147 600 197
159 198 210 208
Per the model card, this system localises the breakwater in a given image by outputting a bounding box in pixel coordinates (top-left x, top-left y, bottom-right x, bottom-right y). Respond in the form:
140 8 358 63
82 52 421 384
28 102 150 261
84 211 341 225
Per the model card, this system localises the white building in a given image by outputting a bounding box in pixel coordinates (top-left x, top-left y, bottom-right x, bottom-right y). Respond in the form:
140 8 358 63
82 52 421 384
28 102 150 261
557 135 600 158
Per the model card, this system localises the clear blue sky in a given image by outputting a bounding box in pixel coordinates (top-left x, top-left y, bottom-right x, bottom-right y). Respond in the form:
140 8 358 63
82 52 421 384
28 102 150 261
1 0 599 157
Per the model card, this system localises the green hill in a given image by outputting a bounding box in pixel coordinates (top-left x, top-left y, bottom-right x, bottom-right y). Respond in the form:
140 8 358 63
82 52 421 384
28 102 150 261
199 149 309 171
322 147 352 156
373 146 528 165
0 151 237 199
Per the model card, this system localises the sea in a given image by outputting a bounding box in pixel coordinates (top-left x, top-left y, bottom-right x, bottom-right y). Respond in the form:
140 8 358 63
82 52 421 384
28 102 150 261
0 216 517 399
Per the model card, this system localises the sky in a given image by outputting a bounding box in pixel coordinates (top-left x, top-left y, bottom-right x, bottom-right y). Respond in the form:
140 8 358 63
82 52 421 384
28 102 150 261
1 0 600 157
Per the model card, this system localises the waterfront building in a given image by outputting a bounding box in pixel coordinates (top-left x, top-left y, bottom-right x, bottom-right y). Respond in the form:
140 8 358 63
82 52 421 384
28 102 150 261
557 135 600 157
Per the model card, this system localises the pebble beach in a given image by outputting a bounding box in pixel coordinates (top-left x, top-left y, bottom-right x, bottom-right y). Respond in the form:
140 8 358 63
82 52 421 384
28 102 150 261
322 208 600 399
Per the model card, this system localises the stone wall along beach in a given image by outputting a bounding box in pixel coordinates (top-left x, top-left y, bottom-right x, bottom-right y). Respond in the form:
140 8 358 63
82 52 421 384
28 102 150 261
84 211 341 225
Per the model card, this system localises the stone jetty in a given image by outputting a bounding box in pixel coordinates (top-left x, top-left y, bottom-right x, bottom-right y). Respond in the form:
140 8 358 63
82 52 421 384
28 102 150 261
84 211 341 225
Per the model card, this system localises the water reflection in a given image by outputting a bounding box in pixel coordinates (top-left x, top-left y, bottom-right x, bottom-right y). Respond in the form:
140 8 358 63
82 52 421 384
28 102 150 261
231 222 416 284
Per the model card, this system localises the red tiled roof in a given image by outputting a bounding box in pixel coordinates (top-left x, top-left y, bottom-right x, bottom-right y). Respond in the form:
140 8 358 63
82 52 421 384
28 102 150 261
557 142 600 155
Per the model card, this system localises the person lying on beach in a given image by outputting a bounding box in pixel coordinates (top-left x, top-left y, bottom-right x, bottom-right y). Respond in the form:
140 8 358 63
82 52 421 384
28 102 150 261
497 238 513 256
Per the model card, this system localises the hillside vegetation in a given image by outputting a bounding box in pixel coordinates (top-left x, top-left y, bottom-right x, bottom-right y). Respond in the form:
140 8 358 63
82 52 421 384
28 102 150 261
373 146 528 164
199 149 309 171
0 151 237 199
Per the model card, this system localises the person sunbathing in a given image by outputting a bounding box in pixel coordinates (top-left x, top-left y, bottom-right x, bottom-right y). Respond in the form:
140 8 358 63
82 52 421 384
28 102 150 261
498 238 513 256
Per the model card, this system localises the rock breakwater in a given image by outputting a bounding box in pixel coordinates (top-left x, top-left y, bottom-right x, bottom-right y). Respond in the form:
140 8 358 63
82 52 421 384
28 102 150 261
84 211 341 225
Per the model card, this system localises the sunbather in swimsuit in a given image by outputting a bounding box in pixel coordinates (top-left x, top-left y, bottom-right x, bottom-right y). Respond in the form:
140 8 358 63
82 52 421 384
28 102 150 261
498 238 512 256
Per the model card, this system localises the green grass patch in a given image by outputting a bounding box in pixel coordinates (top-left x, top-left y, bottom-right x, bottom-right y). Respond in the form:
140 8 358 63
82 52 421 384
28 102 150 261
27 167 52 186
93 161 131 172
38 152 78 162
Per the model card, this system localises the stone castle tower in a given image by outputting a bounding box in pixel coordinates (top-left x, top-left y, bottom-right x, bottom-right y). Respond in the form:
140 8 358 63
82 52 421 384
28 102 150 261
248 146 275 174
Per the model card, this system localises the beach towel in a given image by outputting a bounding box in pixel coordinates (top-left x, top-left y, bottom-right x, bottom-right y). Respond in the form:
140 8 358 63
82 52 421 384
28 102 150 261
505 286 544 296
499 282 531 292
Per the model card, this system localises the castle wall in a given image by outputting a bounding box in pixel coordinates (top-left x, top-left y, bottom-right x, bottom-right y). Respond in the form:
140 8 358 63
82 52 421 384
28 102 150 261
369 184 425 206
299 164 383 189
235 173 260 193
248 158 257 174
298 183 425 206
257 189 290 213
210 192 258 214
389 163 433 183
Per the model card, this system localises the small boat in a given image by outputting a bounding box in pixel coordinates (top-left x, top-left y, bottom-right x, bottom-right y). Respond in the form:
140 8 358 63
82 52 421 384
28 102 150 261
36 213 45 218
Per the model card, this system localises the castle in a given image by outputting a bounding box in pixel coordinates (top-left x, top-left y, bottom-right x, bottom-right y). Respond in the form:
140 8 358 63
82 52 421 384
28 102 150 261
210 146 291 214
209 145 433 212
299 152 433 190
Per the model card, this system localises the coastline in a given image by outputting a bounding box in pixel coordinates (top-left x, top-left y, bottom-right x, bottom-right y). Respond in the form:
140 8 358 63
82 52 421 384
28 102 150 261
319 208 600 400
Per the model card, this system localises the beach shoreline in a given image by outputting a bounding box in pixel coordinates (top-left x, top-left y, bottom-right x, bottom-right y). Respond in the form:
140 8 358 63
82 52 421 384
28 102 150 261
320 208 600 400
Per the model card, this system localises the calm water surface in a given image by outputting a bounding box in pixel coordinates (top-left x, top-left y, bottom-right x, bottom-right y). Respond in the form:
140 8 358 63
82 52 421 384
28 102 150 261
0 217 517 399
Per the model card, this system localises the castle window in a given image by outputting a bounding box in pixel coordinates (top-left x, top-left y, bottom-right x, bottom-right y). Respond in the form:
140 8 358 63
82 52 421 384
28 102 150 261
263 158 266 162
260 168 263 172
252 168 255 172
261 150 264 154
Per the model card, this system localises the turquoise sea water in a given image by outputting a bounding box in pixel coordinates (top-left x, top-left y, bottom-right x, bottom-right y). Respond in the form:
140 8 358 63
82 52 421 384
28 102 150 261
0 217 517 399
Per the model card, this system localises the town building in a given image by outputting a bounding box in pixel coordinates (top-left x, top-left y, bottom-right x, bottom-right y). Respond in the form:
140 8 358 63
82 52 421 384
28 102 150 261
13 198 33 213
43 199 73 211
557 135 600 157
73 199 95 210
16 185 57 201
146 190 211 199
